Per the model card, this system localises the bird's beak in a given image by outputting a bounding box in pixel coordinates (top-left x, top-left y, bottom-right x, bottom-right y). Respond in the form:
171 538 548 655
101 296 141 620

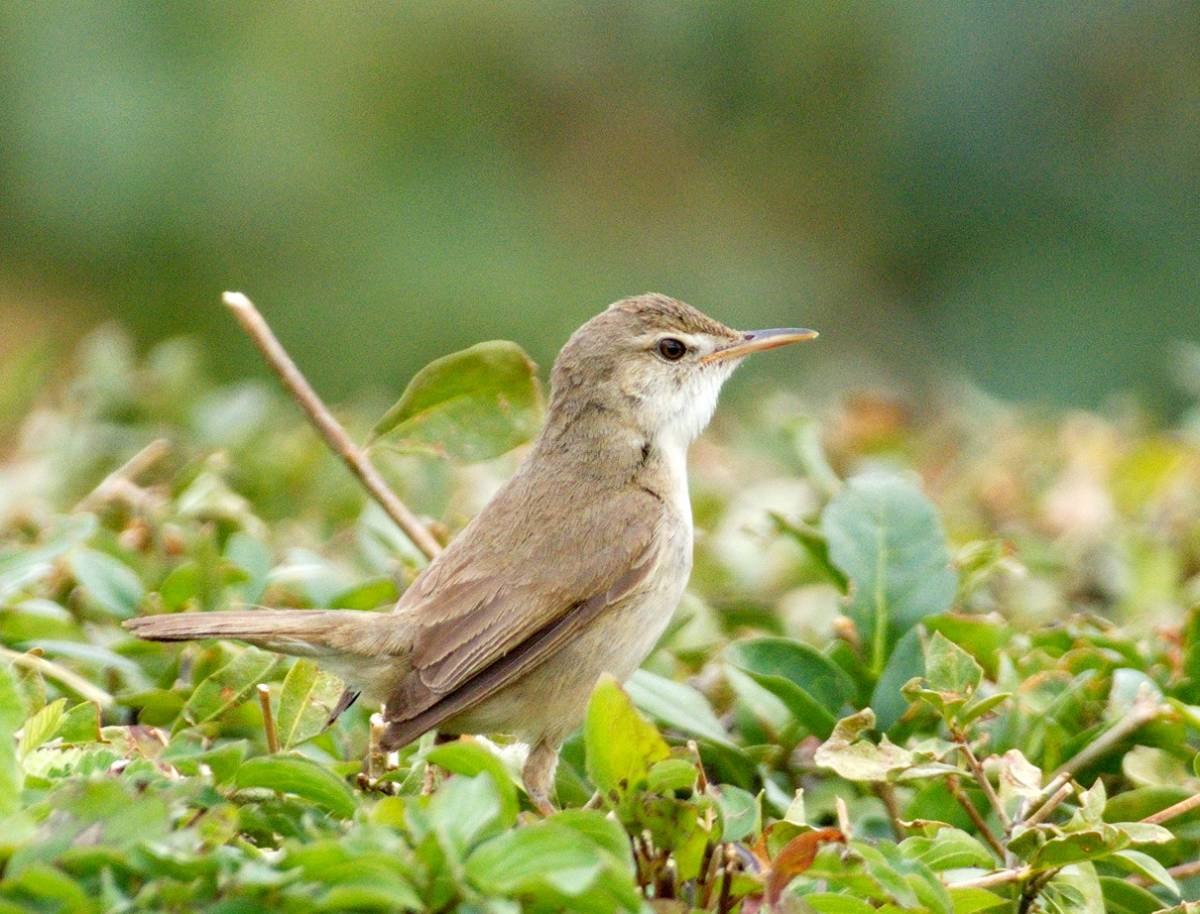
701 327 819 364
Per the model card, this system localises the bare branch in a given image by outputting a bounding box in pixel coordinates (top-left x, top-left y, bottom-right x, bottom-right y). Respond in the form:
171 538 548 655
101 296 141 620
1141 790 1200 826
256 684 279 753
948 775 1007 861
0 646 113 707
1023 783 1073 828
222 292 442 561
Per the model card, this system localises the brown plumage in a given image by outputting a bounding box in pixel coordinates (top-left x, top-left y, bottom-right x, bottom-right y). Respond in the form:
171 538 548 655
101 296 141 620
124 293 817 812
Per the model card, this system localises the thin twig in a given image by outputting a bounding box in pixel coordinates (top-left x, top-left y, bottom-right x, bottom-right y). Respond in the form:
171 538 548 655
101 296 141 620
1129 858 1200 887
875 783 906 840
0 646 113 707
76 438 171 511
222 292 442 560
953 730 1011 830
947 775 1007 861
256 684 279 753
1141 790 1200 825
1023 783 1073 828
1024 696 1163 817
950 866 1031 890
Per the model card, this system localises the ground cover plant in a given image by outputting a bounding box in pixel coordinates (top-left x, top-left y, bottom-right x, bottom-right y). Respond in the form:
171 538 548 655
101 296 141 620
1 323 1200 913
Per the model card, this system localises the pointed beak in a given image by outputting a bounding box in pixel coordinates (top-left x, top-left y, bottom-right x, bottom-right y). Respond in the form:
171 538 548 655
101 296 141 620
700 327 819 364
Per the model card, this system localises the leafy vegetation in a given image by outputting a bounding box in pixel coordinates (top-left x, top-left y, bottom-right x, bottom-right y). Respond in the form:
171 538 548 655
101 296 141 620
2 328 1200 913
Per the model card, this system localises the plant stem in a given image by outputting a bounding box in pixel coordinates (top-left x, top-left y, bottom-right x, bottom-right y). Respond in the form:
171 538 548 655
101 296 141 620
256 684 279 753
1021 693 1163 821
1141 790 1200 825
954 732 1011 830
947 775 1007 861
0 646 113 707
874 783 906 840
950 866 1031 890
1023 783 1073 828
75 437 170 511
222 291 442 561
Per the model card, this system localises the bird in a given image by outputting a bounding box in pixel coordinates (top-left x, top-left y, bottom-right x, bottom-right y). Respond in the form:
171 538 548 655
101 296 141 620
124 293 817 813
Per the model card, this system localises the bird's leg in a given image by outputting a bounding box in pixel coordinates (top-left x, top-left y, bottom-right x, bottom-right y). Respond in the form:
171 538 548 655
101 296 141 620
421 731 458 795
522 740 559 816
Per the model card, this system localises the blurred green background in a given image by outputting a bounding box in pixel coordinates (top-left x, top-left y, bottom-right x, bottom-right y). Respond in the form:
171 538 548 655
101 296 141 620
2 2 1197 413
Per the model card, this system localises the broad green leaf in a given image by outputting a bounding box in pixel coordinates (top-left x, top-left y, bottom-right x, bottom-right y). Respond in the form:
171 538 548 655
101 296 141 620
0 663 26 814
714 784 759 842
771 514 849 592
822 473 957 674
814 709 913 782
646 758 697 794
626 668 735 747
946 886 1008 914
466 818 641 912
803 893 876 914
427 740 519 825
18 698 65 759
584 675 670 798
275 659 344 749
235 754 356 817
180 647 276 726
68 548 144 618
899 828 994 871
58 701 102 744
1108 849 1180 896
1098 877 1167 914
369 341 543 462
905 632 985 725
726 638 856 739
869 626 924 731
429 771 504 859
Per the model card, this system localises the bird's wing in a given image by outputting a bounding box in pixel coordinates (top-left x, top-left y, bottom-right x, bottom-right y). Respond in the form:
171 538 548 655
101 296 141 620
380 485 666 748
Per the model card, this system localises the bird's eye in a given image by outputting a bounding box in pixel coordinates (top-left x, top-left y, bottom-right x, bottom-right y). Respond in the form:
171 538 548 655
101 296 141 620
656 337 687 361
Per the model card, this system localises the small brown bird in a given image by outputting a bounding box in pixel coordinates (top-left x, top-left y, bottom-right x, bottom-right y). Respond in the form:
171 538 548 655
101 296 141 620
125 294 817 812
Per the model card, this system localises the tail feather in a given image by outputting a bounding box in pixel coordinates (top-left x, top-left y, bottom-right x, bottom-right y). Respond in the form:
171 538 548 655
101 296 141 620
123 609 368 657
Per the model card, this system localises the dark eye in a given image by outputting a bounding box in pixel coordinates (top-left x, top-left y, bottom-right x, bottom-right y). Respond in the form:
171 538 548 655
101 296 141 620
657 337 687 361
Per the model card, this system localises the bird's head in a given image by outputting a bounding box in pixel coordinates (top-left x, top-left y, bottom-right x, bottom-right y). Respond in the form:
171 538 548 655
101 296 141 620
548 293 818 448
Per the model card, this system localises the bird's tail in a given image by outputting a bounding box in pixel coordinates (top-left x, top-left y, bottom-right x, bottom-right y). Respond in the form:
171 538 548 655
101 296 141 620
123 609 376 658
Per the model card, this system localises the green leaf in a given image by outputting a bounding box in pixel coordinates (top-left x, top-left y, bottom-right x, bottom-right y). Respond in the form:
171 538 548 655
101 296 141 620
626 668 735 747
822 473 957 675
428 771 504 859
726 638 857 738
69 548 144 618
714 784 759 842
427 740 519 825
803 894 877 914
869 627 924 731
771 514 849 592
235 754 356 818
905 631 985 725
0 663 26 814
813 709 913 782
275 659 345 749
1108 849 1180 896
18 698 66 759
180 647 277 726
947 886 1008 914
584 674 670 798
369 341 544 462
646 758 697 794
466 818 641 912
1098 877 1167 914
899 828 994 871
58 701 102 743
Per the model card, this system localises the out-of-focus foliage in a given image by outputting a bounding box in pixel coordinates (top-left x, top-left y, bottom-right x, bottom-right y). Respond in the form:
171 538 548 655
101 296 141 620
2 3 1198 412
2 329 1200 912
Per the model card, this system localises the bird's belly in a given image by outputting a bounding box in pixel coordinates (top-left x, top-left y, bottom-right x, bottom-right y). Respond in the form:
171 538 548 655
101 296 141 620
443 558 689 745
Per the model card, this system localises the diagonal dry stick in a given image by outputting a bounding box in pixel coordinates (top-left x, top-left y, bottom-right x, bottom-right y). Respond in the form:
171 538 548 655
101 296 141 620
222 292 442 561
